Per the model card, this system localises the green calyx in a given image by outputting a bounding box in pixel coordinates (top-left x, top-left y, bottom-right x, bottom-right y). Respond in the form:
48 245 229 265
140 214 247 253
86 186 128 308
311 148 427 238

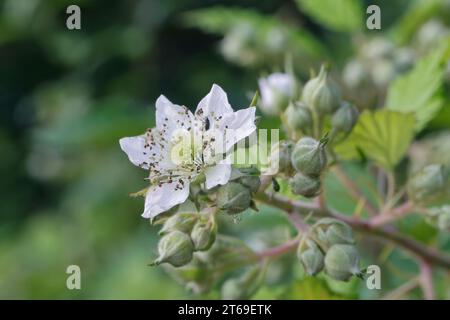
332 101 359 134
408 164 448 204
289 171 321 198
313 218 355 247
154 230 194 268
191 215 217 251
291 137 327 177
217 181 252 214
297 239 325 276
236 166 261 193
302 65 341 115
268 140 295 176
159 212 198 235
283 101 313 134
324 244 361 282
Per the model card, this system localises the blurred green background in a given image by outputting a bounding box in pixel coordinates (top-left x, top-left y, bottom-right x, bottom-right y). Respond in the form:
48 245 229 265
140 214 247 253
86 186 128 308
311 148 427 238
0 0 449 299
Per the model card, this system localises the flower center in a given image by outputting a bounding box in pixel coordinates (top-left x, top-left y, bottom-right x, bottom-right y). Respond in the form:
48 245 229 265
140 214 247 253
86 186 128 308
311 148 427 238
170 128 204 168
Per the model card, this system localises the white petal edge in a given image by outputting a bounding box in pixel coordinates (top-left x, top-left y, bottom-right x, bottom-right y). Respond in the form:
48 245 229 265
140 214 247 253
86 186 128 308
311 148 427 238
222 107 257 152
196 84 233 117
155 95 193 136
204 164 232 190
142 180 190 218
119 136 150 169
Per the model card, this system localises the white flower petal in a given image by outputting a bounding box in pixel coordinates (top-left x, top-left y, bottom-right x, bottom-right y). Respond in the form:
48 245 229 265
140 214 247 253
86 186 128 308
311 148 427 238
221 107 256 152
142 180 190 218
258 78 276 114
258 73 296 115
267 73 296 95
204 164 232 189
119 136 151 169
156 95 194 137
195 84 233 120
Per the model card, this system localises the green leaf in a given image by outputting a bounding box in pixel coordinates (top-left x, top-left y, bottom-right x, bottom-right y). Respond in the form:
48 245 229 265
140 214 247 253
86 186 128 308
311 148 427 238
295 0 363 32
385 43 449 131
335 110 415 170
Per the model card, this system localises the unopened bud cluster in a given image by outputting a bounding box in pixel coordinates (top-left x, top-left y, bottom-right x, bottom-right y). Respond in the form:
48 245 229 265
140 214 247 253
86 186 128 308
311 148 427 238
217 167 261 215
153 211 217 267
407 164 449 204
425 205 450 232
343 37 415 89
281 65 359 140
297 218 362 281
289 137 327 197
221 266 263 300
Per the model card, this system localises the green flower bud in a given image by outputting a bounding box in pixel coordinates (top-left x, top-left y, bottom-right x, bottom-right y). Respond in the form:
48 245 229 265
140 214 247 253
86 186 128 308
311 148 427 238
408 164 448 203
159 212 198 235
324 244 361 282
221 279 243 300
267 140 294 176
302 65 341 115
154 231 194 267
314 218 355 246
237 166 261 193
191 216 217 251
289 171 321 198
438 211 450 232
283 101 313 133
427 206 450 232
221 266 262 300
217 182 252 214
291 137 327 177
297 239 325 276
332 101 359 134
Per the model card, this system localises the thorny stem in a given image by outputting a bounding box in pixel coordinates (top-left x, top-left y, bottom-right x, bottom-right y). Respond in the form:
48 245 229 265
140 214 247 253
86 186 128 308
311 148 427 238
332 165 378 216
254 192 450 269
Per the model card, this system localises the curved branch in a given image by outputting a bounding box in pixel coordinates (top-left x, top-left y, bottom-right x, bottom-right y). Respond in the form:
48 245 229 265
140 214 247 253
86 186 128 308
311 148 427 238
255 192 450 269
257 238 300 259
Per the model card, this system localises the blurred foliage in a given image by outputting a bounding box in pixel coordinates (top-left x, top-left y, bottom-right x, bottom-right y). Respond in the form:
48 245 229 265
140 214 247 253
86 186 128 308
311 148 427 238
295 0 364 32
0 0 449 299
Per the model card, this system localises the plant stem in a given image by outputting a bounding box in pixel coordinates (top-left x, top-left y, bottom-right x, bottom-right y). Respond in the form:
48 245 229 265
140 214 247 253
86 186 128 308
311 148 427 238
419 259 435 300
288 211 309 233
257 238 300 259
369 201 414 227
381 277 420 300
255 192 450 269
386 171 396 203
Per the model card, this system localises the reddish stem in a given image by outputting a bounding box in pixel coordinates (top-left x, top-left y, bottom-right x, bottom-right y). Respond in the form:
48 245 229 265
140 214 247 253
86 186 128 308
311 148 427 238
257 238 300 259
419 259 435 300
369 201 414 227
255 192 450 269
